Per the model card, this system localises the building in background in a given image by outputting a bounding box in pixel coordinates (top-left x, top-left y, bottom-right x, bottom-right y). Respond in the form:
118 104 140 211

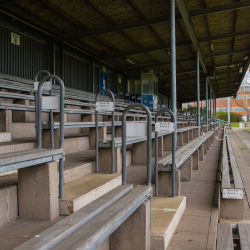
216 69 250 121
183 68 250 121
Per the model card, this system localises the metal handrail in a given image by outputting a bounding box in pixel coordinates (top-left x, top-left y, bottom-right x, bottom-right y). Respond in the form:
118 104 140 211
155 109 176 197
95 89 115 174
34 70 51 148
122 103 152 186
37 74 65 199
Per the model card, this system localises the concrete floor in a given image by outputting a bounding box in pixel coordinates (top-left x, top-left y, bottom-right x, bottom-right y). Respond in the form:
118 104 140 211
166 133 222 250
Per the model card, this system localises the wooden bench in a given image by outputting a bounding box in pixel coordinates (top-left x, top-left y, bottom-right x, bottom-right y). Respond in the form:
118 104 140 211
155 130 216 196
14 185 151 250
217 223 250 250
220 128 244 220
97 126 199 173
0 148 64 221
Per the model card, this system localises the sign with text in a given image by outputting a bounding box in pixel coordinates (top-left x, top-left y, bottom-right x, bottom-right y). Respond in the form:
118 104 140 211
42 96 60 110
155 122 174 132
222 189 243 199
96 102 114 112
34 81 51 91
11 32 20 46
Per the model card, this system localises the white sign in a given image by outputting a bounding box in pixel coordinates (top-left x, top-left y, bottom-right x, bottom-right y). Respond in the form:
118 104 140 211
34 81 52 91
42 96 60 110
155 122 175 132
96 102 114 112
187 112 190 116
11 32 20 46
222 189 243 199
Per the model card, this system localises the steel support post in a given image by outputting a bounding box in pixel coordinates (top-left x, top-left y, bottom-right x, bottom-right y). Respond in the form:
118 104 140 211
210 88 212 131
170 0 177 150
206 78 208 126
214 98 216 131
196 51 200 136
228 97 230 124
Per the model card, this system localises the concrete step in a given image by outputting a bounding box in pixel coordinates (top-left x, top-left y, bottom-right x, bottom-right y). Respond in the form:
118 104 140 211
0 132 11 142
63 150 95 184
150 196 186 250
60 173 122 215
43 133 90 154
64 161 95 184
54 185 151 250
0 140 35 154
0 183 18 227
14 185 133 250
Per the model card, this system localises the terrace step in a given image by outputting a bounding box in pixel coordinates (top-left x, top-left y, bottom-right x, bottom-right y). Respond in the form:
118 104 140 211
0 183 18 227
54 185 151 250
150 196 186 250
60 173 122 215
0 132 11 142
63 150 95 184
14 184 133 250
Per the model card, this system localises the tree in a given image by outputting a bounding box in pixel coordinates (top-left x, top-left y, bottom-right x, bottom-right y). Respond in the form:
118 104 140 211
230 89 250 121
230 69 250 121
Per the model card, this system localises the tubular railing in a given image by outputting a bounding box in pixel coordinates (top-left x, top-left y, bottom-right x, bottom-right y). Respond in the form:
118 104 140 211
95 89 115 174
155 109 176 197
34 70 51 148
37 75 65 199
122 103 152 186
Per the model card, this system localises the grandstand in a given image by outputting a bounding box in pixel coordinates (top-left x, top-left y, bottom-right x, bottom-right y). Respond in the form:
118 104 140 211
0 1 250 250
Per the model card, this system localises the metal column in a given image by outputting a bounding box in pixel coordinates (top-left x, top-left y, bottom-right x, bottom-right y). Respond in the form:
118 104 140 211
228 97 230 124
214 97 216 131
170 0 177 149
210 88 212 131
206 78 208 126
196 51 200 136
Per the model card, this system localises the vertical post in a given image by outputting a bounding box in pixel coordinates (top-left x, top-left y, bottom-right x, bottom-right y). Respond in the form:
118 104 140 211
95 89 115 174
214 97 216 131
210 88 212 130
170 0 177 150
122 104 152 186
196 51 200 136
206 78 208 126
228 97 230 124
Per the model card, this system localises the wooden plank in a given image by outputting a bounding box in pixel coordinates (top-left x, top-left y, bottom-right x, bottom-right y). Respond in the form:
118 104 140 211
239 223 250 250
221 137 231 189
217 223 234 250
226 136 244 190
14 185 133 250
159 131 214 168
0 148 63 166
52 186 151 250
0 149 45 158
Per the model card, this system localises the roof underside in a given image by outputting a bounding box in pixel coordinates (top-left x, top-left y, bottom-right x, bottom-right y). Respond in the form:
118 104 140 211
1 0 250 102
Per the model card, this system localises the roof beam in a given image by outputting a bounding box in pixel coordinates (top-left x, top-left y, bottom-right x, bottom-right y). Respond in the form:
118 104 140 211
53 1 250 43
207 60 244 68
176 0 207 74
204 47 250 58
0 0 24 7
120 56 195 71
94 29 250 61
